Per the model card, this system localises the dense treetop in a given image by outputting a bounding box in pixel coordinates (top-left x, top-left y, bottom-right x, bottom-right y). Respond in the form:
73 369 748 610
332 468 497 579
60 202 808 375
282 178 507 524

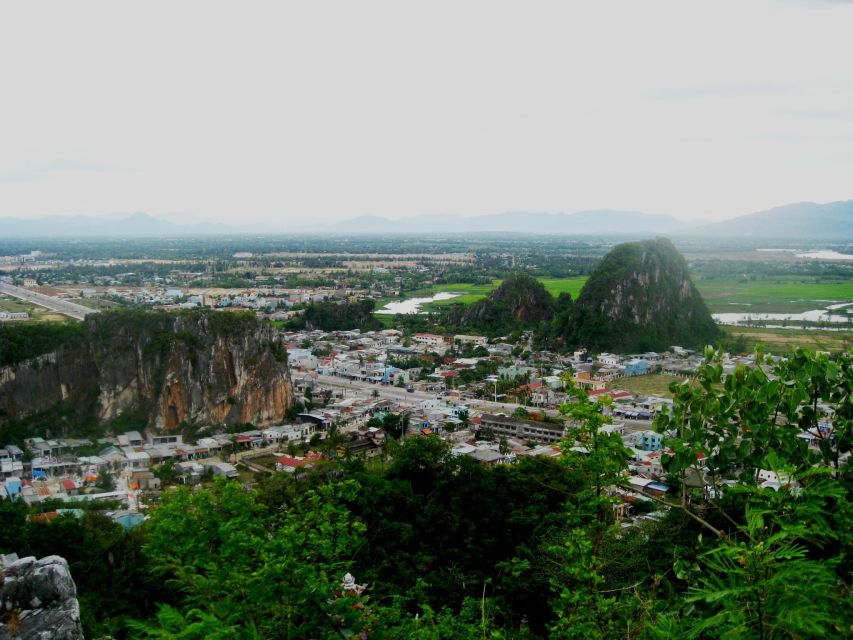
447 273 556 335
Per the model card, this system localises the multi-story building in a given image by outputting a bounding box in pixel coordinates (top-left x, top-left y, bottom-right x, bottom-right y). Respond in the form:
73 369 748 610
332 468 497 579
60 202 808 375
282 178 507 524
479 413 566 444
413 333 447 352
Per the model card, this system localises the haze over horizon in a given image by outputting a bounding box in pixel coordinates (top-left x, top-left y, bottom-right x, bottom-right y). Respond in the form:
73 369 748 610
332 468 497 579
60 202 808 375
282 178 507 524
2 1 852 226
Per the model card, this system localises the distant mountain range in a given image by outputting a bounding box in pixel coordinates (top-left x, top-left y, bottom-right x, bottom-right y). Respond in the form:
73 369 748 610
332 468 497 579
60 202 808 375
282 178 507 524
1 200 851 239
332 210 693 235
686 200 853 240
0 212 232 237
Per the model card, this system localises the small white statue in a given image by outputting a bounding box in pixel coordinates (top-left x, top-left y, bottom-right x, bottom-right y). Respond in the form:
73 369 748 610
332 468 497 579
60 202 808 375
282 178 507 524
340 572 367 596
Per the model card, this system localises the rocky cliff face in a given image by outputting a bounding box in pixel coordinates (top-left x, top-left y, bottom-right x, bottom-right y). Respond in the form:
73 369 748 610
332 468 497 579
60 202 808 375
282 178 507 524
567 238 719 352
0 310 293 432
0 554 83 640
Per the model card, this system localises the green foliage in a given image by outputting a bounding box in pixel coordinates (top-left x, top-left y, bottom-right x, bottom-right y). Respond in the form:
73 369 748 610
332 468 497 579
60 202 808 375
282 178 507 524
548 382 631 639
205 310 259 336
677 509 845 639
0 498 29 554
447 273 556 336
96 467 116 491
137 478 368 639
651 346 853 638
0 384 101 445
292 298 382 331
0 507 162 638
379 411 410 439
0 320 88 367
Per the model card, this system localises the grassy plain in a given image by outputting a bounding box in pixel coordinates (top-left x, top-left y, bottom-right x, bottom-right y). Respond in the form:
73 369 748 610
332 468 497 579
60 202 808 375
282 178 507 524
421 276 853 314
539 277 588 299
723 326 853 354
423 277 589 308
606 374 685 399
694 277 853 313
379 276 853 355
68 297 124 310
0 297 70 323
426 281 501 306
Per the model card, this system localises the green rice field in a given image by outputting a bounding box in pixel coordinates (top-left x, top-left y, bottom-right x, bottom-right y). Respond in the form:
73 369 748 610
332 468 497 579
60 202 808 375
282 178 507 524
723 326 853 354
694 277 853 313
424 277 588 307
425 281 501 306
423 276 853 314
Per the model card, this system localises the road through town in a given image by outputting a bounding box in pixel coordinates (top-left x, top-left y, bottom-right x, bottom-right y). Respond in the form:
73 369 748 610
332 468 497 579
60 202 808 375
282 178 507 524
312 373 656 432
0 281 98 321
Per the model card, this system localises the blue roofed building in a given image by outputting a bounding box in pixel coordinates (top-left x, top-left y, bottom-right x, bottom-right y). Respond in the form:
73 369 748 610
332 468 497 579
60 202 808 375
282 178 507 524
624 358 650 376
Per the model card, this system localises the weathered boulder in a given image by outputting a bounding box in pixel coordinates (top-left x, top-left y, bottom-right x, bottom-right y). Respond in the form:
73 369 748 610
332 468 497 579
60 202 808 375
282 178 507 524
0 554 83 640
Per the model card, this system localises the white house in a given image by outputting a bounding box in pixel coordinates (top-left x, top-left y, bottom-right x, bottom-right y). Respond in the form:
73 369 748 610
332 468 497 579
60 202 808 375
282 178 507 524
413 333 446 351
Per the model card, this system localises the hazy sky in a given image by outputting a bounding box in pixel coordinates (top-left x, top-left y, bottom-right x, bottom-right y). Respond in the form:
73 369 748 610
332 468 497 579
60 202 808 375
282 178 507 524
1 1 852 225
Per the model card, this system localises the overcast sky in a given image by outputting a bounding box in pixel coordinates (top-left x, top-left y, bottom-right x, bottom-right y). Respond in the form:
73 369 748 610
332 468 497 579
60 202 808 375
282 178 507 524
1 1 852 225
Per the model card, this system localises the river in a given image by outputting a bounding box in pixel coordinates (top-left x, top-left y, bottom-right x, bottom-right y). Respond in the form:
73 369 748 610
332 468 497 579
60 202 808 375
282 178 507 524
375 292 460 315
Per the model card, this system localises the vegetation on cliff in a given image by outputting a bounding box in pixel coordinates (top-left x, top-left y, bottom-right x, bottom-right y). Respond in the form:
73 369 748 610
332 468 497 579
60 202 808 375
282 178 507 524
566 238 720 352
291 298 382 332
446 273 556 335
0 309 292 437
0 321 88 367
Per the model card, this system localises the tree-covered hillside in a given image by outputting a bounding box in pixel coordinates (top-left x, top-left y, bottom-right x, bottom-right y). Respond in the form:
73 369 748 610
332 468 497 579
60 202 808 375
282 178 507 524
447 273 555 335
567 238 720 352
292 299 382 331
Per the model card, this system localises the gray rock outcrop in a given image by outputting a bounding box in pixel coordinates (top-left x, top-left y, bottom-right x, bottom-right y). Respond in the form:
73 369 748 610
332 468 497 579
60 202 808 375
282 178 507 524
0 554 83 640
0 310 293 432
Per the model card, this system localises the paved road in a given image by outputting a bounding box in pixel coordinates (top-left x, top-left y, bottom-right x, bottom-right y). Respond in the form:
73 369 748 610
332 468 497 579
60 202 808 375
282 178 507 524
0 281 98 321
316 373 548 415
313 373 658 433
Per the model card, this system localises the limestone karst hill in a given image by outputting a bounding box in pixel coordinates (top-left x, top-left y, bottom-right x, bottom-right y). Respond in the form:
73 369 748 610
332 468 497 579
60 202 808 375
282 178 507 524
566 237 719 352
449 273 555 334
0 310 293 434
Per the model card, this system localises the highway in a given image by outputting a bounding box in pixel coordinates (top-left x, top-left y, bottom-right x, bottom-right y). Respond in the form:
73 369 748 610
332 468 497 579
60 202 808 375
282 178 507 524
0 281 99 321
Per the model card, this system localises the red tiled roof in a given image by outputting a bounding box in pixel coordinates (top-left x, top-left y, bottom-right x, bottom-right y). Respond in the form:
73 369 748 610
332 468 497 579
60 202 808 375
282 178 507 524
608 391 633 400
61 479 76 490
277 456 309 467
32 512 60 522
